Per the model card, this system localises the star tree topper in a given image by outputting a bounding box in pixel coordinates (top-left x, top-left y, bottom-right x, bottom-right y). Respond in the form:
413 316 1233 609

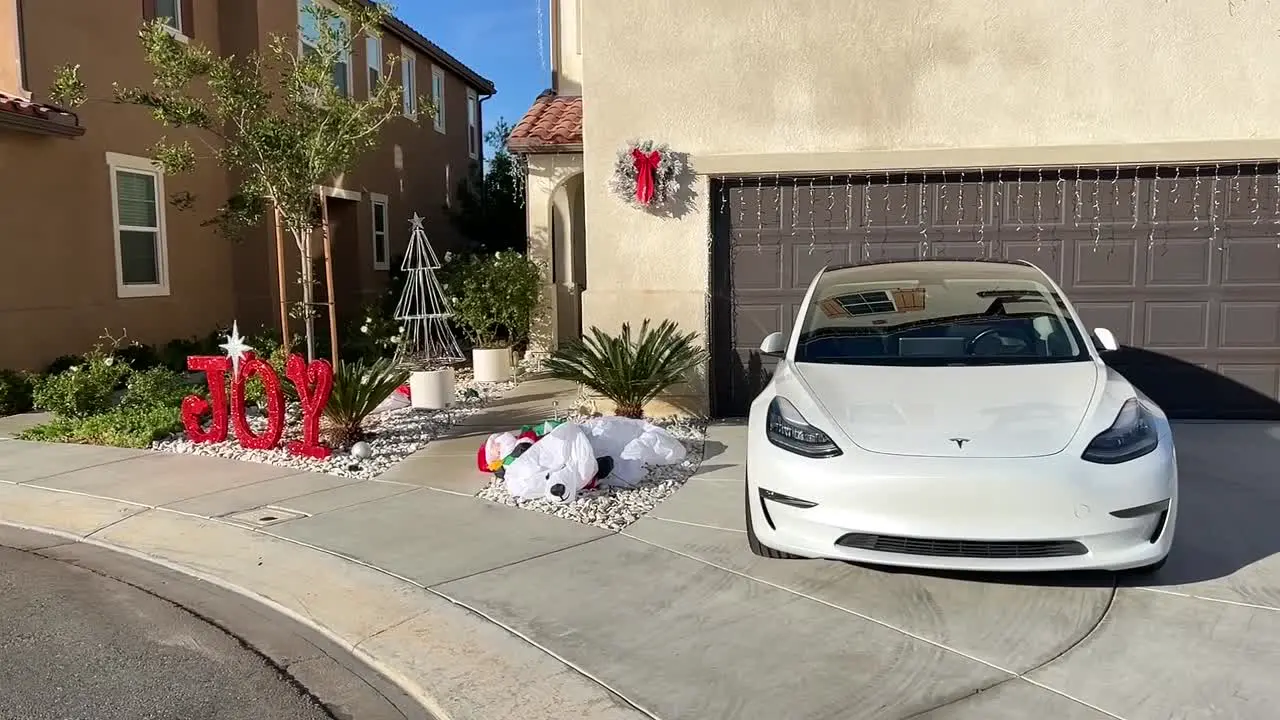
219 320 254 376
410 212 424 231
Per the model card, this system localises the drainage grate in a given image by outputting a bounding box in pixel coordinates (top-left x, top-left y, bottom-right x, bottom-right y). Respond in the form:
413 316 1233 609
835 533 1088 559
226 506 307 527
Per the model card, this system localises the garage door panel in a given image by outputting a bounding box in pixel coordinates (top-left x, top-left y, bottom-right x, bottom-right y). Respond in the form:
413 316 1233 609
1144 301 1210 349
1001 240 1064 282
1072 301 1137 344
729 245 783 289
713 170 1280 419
1221 238 1280 285
1073 240 1138 287
791 242 850 285
1218 302 1280 348
731 303 786 346
930 240 988 259
1146 238 1212 287
1216 364 1280 401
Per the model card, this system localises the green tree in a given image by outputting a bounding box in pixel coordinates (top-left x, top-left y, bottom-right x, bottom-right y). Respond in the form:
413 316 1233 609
449 118 527 253
50 1 430 362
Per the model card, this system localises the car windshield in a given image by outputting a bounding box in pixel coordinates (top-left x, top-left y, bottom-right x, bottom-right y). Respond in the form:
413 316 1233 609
794 272 1091 367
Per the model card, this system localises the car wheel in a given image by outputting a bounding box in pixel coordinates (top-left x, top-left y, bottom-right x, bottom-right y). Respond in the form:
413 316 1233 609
745 481 807 560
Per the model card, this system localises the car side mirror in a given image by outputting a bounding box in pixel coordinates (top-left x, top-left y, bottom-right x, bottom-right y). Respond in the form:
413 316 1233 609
759 331 787 357
1092 327 1120 353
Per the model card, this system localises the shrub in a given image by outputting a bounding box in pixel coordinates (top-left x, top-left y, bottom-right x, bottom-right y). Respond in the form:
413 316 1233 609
19 405 181 449
346 301 404 362
543 319 708 418
322 357 410 448
112 342 162 370
44 354 82 376
440 250 542 349
32 351 131 419
160 337 204 372
122 367 190 410
0 369 36 416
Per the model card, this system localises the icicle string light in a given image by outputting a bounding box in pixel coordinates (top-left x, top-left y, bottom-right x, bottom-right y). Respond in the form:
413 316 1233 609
918 174 929 258
1148 167 1161 251
1192 168 1203 232
1092 170 1103 251
1252 163 1262 225
755 178 763 253
1210 165 1222 252
1034 169 1045 252
808 177 817 254
976 169 986 254
862 175 873 259
1015 169 1025 231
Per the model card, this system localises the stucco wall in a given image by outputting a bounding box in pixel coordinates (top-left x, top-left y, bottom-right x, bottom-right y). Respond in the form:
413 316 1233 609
578 0 1280 413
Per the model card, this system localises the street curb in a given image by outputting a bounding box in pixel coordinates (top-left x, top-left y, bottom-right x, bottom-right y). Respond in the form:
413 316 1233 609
0 519 455 720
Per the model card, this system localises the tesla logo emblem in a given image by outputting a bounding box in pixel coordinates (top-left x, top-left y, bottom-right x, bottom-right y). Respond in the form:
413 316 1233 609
950 438 970 449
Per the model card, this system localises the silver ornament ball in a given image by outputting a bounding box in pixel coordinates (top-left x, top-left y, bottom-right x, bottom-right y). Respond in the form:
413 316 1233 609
350 441 374 461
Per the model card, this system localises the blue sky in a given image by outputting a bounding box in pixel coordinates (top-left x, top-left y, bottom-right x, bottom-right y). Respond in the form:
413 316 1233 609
397 0 549 138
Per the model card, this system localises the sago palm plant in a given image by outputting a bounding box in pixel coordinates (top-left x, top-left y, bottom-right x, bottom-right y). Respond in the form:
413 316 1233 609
543 319 708 418
322 357 410 448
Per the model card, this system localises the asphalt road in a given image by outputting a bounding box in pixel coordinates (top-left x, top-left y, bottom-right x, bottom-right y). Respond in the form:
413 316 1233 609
0 544 333 720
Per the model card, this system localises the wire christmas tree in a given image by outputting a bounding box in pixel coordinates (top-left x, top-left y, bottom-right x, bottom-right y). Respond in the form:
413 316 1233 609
393 213 465 367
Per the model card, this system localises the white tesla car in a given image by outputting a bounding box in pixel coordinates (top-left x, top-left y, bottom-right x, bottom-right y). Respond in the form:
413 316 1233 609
745 259 1177 573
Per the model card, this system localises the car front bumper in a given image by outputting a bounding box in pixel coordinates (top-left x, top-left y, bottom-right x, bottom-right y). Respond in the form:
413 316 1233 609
746 432 1178 572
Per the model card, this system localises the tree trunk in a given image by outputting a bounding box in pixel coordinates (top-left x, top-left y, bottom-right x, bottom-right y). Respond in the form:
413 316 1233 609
614 404 644 419
290 227 318 363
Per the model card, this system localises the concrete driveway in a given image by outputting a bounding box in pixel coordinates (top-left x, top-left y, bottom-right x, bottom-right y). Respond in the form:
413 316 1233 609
435 421 1280 719
1 405 1275 719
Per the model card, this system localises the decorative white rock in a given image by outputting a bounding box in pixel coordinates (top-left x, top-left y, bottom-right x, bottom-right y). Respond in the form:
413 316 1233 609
350 441 374 460
409 367 455 409
472 347 513 383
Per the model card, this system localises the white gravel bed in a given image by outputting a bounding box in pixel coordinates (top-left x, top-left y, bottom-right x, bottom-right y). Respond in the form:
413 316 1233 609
475 416 709 531
150 374 517 480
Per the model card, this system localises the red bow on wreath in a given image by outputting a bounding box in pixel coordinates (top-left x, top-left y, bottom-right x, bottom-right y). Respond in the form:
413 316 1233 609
631 148 662 205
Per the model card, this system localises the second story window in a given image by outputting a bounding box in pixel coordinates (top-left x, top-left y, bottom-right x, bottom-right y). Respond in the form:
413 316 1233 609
466 89 479 159
402 48 417 119
366 35 382 97
431 66 445 133
144 0 193 40
298 0 352 97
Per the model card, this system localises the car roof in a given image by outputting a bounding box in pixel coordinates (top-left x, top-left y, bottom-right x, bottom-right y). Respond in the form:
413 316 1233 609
817 258 1048 289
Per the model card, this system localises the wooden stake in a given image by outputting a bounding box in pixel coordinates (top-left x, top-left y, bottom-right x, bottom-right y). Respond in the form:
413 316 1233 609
320 193 340 368
274 206 291 349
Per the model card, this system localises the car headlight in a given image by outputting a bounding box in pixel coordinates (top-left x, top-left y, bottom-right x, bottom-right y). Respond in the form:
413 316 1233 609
1081 398 1159 464
766 397 842 458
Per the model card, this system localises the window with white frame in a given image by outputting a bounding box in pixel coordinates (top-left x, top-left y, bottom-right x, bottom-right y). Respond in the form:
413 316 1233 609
370 194 390 269
107 153 169 297
298 0 351 97
402 48 418 118
155 0 183 35
466 89 479 159
366 34 381 96
431 66 446 133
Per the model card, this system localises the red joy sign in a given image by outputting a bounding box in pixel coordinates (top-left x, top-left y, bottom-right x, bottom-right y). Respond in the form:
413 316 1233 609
181 352 333 459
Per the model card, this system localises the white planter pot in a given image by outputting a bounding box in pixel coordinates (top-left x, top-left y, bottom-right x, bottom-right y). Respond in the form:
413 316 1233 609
472 347 513 383
409 368 455 410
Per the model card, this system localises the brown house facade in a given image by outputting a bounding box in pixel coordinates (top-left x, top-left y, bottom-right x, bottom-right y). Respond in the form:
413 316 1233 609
0 0 494 371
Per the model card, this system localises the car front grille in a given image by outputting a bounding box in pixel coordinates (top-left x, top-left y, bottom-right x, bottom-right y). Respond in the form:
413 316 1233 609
834 533 1088 559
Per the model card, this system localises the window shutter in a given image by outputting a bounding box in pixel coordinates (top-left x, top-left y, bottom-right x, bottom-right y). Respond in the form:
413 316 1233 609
180 0 194 37
142 0 156 21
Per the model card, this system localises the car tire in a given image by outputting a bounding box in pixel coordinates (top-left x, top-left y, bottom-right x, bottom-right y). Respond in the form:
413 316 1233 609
745 482 807 560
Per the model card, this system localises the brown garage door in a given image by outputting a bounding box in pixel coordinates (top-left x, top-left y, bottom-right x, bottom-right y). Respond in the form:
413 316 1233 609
710 166 1280 420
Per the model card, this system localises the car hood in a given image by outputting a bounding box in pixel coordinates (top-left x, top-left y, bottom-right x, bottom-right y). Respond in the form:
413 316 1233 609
792 361 1102 458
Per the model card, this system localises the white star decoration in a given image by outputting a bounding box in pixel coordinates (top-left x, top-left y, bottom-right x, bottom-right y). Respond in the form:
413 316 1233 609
410 212 424 231
219 320 254 377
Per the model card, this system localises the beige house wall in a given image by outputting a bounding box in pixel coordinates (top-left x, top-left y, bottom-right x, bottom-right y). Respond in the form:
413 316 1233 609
577 0 1280 415
551 0 583 95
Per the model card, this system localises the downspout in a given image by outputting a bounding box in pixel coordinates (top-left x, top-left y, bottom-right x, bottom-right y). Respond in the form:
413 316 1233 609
549 0 560 94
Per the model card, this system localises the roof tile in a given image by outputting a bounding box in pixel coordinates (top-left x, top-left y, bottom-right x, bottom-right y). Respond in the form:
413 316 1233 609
0 93 84 133
507 92 582 152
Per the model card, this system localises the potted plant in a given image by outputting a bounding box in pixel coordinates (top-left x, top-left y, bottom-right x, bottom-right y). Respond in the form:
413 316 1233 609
443 251 542 383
